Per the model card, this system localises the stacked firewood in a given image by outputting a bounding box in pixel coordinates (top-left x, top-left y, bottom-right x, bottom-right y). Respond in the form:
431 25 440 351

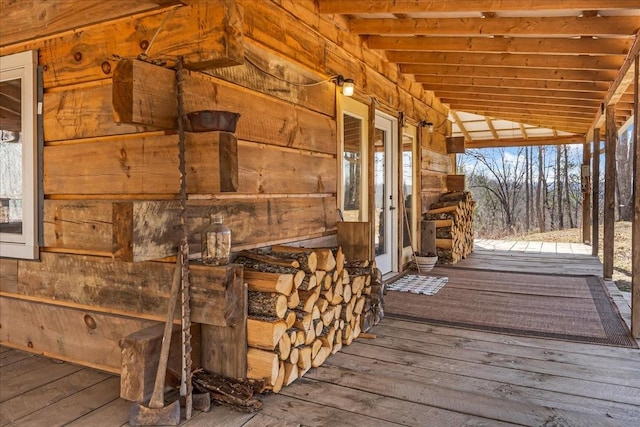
235 245 383 393
423 191 475 264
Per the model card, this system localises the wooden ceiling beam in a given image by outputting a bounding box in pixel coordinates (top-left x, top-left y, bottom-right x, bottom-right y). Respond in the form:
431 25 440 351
450 112 589 133
387 51 624 70
591 31 640 129
366 36 634 56
402 64 617 82
439 93 599 109
450 111 472 141
319 1 640 14
485 117 500 140
445 102 596 119
465 134 586 149
414 75 610 93
350 16 640 37
424 84 603 101
451 105 593 122
448 103 595 120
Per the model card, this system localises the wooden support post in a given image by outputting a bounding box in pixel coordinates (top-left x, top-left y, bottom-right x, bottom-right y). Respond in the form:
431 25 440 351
592 128 601 257
632 53 639 338
603 105 617 280
582 142 591 245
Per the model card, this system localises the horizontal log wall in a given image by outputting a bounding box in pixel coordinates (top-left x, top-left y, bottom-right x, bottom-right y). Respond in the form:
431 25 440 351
1 0 449 373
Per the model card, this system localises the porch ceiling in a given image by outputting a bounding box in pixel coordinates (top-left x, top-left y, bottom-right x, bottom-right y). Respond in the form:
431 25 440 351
318 1 640 144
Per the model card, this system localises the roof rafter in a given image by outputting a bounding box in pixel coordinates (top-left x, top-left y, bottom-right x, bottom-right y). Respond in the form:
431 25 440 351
465 134 586 149
414 75 610 93
319 0 639 14
387 51 624 70
366 36 634 56
350 16 640 37
402 64 617 82
424 84 603 101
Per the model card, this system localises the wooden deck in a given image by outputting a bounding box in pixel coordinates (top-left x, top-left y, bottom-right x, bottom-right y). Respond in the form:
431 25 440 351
2 240 638 426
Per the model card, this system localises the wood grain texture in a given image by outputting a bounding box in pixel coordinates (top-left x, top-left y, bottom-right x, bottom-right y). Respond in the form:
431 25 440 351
43 132 242 196
1 1 244 88
0 0 181 47
42 197 337 260
0 296 158 372
44 82 154 142
12 252 243 326
201 279 247 379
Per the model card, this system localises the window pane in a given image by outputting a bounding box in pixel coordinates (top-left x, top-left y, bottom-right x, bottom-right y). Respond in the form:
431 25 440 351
402 134 413 248
374 128 385 256
342 114 362 221
0 78 23 234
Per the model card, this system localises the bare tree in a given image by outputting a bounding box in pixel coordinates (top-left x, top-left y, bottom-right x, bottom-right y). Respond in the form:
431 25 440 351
556 145 564 229
616 128 633 221
466 148 526 231
563 145 575 228
525 146 530 231
537 146 546 232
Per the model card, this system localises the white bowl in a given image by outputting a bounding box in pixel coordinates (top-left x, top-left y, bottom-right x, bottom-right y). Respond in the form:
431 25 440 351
415 256 438 271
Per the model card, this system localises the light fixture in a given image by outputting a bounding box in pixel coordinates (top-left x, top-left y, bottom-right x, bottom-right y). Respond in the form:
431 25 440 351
335 75 355 97
420 121 434 133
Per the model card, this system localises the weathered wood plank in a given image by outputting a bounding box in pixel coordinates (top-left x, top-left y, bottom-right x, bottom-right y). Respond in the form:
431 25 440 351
4 376 121 426
12 253 244 326
420 171 446 191
259 392 397 427
107 59 337 154
0 259 18 294
237 141 336 194
112 59 177 129
307 363 624 426
280 376 512 427
0 368 111 425
43 132 242 196
1 1 244 87
43 134 180 195
43 196 337 260
201 281 247 379
328 349 640 424
44 82 156 142
0 1 181 47
63 395 131 427
184 71 337 155
0 297 157 372
206 40 336 117
0 355 84 403
119 323 201 403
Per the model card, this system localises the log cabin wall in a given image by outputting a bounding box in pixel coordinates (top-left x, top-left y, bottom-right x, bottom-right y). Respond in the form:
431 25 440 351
0 0 449 373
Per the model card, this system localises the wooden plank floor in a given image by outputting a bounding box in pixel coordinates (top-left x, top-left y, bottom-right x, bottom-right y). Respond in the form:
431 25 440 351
2 240 638 426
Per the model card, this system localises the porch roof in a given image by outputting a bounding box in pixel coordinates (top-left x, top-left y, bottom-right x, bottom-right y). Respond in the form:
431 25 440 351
318 1 640 146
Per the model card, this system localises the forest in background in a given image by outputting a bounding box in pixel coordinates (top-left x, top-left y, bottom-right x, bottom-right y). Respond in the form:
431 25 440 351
459 125 635 239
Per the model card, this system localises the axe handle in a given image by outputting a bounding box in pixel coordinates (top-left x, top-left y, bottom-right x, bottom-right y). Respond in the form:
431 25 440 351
149 254 182 409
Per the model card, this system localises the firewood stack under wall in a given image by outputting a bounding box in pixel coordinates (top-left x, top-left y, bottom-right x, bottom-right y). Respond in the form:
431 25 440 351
423 191 476 264
234 246 384 392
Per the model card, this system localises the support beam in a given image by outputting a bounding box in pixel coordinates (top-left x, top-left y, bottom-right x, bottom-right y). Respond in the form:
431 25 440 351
464 134 585 149
603 105 617 280
632 53 639 338
582 143 591 245
592 129 601 257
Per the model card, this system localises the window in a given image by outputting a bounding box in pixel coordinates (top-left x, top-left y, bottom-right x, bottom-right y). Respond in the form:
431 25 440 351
339 95 369 222
0 51 39 259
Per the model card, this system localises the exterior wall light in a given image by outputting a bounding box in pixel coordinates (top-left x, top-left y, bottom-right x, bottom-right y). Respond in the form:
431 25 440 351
335 75 355 96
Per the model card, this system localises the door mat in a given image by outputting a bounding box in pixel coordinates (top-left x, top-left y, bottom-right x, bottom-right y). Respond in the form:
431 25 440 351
386 275 449 296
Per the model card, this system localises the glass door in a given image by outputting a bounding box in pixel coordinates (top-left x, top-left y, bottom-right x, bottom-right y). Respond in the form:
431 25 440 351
401 125 417 266
374 112 398 274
